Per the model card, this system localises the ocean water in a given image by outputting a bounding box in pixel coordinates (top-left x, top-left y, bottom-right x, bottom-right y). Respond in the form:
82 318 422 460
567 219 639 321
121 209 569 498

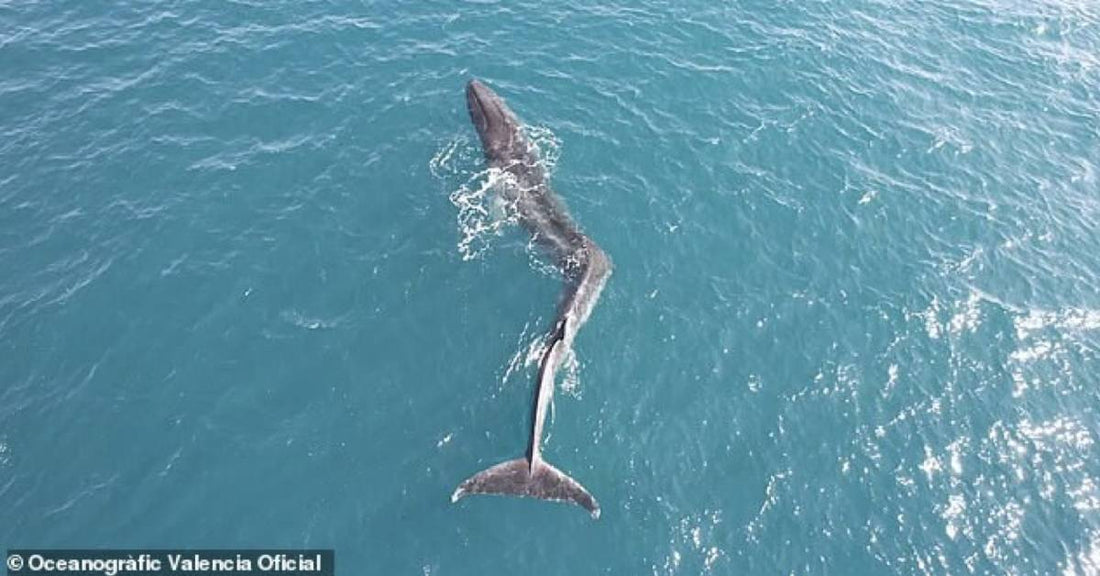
2 0 1099 573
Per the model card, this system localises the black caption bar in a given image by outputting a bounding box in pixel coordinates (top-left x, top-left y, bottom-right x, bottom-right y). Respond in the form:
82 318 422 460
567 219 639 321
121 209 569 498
6 550 333 576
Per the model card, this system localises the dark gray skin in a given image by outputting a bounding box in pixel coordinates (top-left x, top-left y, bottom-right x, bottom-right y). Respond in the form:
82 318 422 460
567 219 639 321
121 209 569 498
451 79 611 519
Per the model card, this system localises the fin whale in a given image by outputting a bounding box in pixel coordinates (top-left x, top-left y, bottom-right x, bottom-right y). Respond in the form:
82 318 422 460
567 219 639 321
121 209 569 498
451 79 612 519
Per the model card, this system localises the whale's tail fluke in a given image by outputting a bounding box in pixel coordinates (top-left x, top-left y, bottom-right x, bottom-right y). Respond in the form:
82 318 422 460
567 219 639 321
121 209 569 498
451 457 601 519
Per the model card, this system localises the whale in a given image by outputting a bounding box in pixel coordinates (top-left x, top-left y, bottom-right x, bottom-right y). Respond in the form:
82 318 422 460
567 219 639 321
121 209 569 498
450 79 612 519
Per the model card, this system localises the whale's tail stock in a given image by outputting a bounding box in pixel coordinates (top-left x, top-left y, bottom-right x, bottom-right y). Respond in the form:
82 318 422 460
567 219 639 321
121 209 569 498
451 457 600 519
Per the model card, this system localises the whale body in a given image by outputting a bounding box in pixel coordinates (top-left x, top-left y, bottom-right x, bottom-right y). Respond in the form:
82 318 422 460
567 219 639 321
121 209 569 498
451 79 612 519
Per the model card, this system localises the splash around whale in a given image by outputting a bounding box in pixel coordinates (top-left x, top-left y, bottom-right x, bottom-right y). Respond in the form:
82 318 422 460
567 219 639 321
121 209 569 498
450 79 612 519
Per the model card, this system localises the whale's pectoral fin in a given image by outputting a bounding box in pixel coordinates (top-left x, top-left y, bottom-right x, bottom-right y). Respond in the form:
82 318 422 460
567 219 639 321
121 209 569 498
451 457 600 519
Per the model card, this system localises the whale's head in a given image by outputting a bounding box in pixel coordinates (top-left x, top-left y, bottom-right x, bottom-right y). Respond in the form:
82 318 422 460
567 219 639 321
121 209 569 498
466 79 525 162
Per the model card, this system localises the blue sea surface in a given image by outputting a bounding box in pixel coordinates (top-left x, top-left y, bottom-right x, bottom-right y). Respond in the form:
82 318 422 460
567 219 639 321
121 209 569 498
2 0 1099 573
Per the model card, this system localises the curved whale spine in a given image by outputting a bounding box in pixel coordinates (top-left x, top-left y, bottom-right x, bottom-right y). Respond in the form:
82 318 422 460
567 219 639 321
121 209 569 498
450 79 611 519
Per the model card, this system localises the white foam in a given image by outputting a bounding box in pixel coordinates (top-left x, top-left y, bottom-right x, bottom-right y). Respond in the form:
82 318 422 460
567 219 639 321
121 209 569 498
431 125 564 262
1063 531 1100 576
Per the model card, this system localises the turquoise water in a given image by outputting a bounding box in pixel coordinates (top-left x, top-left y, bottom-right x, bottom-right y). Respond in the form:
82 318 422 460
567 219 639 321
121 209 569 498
2 0 1099 573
